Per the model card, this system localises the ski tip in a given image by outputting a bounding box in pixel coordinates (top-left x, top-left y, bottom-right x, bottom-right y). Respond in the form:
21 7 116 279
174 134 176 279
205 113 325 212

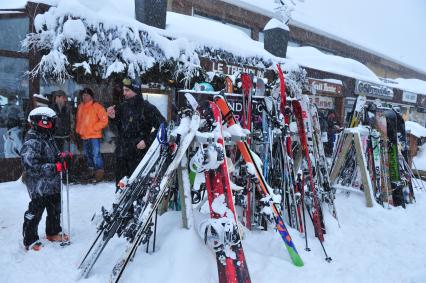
184 92 199 110
293 258 304 267
213 94 225 101
288 250 304 267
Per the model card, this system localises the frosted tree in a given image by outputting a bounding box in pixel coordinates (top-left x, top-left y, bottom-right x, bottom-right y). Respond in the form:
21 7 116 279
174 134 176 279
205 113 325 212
273 0 303 24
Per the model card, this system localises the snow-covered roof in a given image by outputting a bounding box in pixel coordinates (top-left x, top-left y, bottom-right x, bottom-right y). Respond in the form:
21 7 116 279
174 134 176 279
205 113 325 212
406 121 426 138
220 0 426 76
164 12 276 64
391 78 426 96
165 12 386 84
286 46 381 84
14 0 426 97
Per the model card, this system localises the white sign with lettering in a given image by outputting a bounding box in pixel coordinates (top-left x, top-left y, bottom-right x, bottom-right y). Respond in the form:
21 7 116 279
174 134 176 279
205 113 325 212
402 91 417 103
355 80 393 99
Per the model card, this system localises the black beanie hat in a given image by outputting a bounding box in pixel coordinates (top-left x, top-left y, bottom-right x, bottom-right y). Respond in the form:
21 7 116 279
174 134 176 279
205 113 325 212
122 78 141 94
80 87 95 97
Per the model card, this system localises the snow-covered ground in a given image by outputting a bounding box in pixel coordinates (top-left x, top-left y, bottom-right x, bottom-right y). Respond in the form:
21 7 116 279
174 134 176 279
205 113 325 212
1 180 426 283
413 144 426 172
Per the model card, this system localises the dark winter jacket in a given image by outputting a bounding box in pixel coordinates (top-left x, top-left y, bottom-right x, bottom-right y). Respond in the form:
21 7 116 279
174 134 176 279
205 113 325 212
51 103 72 138
20 129 60 199
110 95 165 158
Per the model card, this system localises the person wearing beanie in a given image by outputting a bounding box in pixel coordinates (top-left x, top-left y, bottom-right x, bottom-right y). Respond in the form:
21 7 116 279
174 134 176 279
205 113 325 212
107 78 165 189
76 87 108 182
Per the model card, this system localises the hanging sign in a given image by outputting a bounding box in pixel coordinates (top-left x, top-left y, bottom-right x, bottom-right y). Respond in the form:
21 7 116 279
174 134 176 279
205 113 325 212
355 80 393 99
402 91 417 103
200 57 265 77
308 78 343 96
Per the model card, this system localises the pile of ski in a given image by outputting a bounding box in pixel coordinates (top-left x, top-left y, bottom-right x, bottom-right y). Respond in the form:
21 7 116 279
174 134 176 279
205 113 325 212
78 94 200 282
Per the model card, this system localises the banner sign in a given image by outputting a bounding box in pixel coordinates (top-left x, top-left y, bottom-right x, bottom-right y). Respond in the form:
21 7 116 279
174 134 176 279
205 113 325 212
355 80 393 99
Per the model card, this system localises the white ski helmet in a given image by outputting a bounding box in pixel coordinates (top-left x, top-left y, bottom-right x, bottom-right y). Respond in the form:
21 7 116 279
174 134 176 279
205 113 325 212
28 106 57 130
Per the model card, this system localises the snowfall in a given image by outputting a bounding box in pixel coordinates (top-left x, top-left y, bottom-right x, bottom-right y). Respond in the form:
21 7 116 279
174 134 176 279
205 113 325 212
0 177 425 283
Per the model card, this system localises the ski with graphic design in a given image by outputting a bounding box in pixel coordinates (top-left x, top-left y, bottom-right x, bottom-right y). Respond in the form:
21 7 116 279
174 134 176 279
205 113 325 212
375 109 392 205
292 98 325 242
394 109 414 203
276 64 303 232
240 73 253 230
384 109 405 207
349 94 367 128
225 75 234 93
195 100 251 283
215 94 304 267
370 129 384 205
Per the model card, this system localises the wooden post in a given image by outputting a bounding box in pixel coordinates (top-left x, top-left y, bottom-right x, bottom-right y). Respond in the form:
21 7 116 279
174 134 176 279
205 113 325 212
353 131 374 207
178 155 193 229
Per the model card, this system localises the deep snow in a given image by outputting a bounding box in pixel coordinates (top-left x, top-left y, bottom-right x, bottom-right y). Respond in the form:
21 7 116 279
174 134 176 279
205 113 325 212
1 179 426 283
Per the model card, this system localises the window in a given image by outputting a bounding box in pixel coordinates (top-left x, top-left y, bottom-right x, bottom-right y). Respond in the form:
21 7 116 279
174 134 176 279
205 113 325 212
0 17 29 52
143 93 169 119
258 32 264 43
0 56 29 158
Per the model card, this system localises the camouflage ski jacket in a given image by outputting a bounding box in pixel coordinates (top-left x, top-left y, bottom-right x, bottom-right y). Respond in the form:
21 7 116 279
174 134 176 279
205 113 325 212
20 129 60 199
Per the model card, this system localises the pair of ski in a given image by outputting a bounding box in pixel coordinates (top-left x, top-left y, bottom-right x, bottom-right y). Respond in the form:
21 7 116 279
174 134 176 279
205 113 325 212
78 94 201 283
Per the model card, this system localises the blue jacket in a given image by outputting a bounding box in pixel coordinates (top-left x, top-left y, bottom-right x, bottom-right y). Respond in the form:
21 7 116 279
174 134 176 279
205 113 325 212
20 129 60 199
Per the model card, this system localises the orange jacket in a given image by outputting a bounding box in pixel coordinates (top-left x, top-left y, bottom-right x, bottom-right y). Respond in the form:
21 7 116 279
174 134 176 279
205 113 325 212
76 101 108 139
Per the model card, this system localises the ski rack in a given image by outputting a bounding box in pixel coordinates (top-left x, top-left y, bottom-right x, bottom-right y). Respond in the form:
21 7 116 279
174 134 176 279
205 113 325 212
329 128 375 207
178 89 266 99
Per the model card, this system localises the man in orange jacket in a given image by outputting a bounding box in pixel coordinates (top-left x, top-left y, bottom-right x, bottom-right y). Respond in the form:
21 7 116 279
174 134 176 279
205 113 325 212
76 88 108 182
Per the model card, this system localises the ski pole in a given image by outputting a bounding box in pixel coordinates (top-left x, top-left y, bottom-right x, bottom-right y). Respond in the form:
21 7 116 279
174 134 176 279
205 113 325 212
411 160 426 190
152 208 158 253
307 208 332 262
66 165 71 243
298 172 310 252
60 170 64 245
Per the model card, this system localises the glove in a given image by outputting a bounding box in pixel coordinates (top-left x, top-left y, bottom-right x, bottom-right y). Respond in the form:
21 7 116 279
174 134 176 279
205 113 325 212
55 162 64 172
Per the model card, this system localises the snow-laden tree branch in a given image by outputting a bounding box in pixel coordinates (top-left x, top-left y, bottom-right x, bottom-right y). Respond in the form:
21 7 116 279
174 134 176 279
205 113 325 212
273 0 303 24
21 1 305 89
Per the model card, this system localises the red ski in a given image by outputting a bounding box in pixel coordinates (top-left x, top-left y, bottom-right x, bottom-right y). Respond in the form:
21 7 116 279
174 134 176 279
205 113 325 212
292 99 325 242
202 101 251 283
277 64 304 233
240 73 253 230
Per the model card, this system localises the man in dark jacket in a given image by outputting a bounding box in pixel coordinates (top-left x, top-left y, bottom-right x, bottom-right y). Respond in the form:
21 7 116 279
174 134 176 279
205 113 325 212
50 90 72 151
107 78 165 188
21 107 68 251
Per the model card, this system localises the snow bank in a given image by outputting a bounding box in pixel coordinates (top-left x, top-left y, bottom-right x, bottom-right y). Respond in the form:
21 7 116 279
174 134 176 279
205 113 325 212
406 121 426 138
